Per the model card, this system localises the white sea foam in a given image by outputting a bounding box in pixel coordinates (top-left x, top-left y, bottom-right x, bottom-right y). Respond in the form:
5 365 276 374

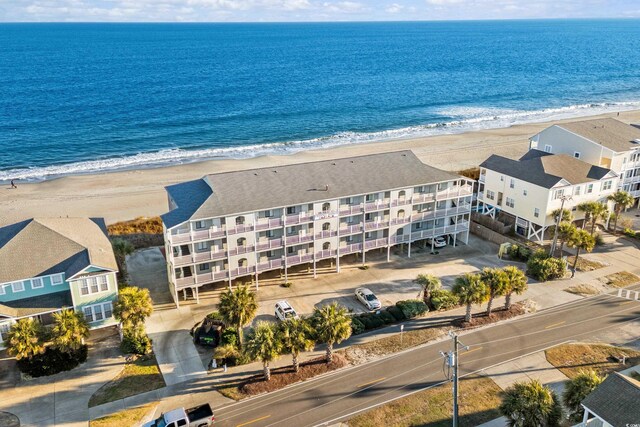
3 100 640 182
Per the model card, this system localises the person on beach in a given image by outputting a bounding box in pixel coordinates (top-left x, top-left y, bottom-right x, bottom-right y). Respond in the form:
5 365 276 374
10 179 17 189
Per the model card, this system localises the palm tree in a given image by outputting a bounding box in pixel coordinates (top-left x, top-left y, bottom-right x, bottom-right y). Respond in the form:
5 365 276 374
415 274 441 305
452 273 489 323
577 201 594 230
218 284 258 348
51 309 90 353
587 202 608 235
567 229 596 278
608 190 635 233
551 208 572 224
245 321 282 381
6 318 46 360
563 370 604 421
480 268 508 316
279 318 314 373
312 302 352 363
113 286 154 330
111 238 135 278
554 222 577 256
502 266 528 310
499 379 563 427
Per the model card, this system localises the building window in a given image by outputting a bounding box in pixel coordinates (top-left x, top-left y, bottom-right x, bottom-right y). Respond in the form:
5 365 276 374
534 208 540 218
486 190 495 200
574 152 581 159
398 209 405 218
265 230 274 238
286 207 295 215
415 222 423 230
553 189 565 200
506 197 515 208
345 197 352 205
365 232 372 239
523 189 528 196
366 194 375 202
0 285 5 295
322 203 331 212
195 220 205 230
31 278 44 289
11 282 25 293
237 237 246 247
544 144 552 153
574 186 581 196
80 275 109 296
287 247 295 254
264 210 274 218
398 190 406 199
197 242 208 251
500 175 504 182
51 274 64 285
509 179 515 189
265 250 274 258
199 263 209 272
586 183 593 194
239 258 248 267
236 216 245 225
83 302 113 323
602 180 612 191
323 242 331 250
322 222 331 231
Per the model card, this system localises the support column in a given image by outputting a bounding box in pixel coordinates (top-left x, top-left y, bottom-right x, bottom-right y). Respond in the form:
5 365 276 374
431 239 435 253
255 272 259 291
408 240 411 258
195 286 200 304
387 245 390 262
313 260 317 278
453 233 457 247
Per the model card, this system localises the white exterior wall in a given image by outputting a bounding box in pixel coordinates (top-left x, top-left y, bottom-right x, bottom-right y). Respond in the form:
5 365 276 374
530 126 610 167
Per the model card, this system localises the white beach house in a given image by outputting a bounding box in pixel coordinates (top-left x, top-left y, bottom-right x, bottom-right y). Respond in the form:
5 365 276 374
161 150 473 305
529 118 640 206
477 150 618 242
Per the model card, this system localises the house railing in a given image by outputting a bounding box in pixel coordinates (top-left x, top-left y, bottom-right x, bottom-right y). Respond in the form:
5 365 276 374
257 258 283 272
365 238 388 250
256 238 284 251
315 230 338 239
226 224 255 235
339 243 363 255
286 253 314 266
255 218 283 231
227 245 255 256
284 212 314 225
339 205 364 215
339 224 363 235
315 249 336 260
286 234 314 245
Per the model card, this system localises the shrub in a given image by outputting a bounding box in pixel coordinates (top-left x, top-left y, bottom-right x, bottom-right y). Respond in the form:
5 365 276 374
395 299 428 319
429 289 460 311
623 228 638 239
594 232 605 246
386 305 406 322
359 265 369 270
220 329 239 347
121 329 152 355
526 250 567 281
507 244 531 262
351 317 365 335
280 282 292 288
206 311 225 322
16 346 88 377
378 310 395 325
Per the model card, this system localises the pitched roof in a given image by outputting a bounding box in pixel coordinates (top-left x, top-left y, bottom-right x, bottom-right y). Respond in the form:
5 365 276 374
557 118 640 152
0 291 73 318
0 218 117 283
480 150 614 189
162 150 460 228
581 372 640 426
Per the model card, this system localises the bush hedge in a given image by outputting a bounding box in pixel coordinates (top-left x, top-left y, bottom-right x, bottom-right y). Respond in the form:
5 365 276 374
350 299 428 335
396 299 428 319
220 329 238 347
16 345 88 377
526 250 567 281
386 305 405 322
121 329 153 355
429 289 460 311
507 244 531 262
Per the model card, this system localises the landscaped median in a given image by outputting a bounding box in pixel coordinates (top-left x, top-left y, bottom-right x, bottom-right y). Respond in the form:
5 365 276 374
90 402 157 427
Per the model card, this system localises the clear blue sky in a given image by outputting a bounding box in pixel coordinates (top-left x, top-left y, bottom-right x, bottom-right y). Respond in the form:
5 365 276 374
1 0 639 22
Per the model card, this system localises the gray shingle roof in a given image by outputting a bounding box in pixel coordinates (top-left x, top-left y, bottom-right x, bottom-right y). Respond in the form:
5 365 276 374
581 372 640 426
0 218 118 283
162 150 460 229
480 150 614 189
0 291 73 318
557 118 640 152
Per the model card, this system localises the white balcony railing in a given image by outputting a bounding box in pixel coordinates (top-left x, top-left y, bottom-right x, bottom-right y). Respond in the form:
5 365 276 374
364 220 389 231
364 201 390 212
286 253 314 266
315 230 338 239
226 224 254 235
256 238 284 251
339 205 364 215
365 238 388 250
339 224 363 235
257 258 284 272
315 249 337 260
227 245 255 256
339 243 363 255
255 218 283 231
286 234 314 245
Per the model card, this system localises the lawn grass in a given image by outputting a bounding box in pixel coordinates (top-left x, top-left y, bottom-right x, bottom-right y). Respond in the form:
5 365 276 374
545 343 640 379
90 402 156 427
599 271 640 288
565 284 600 296
566 256 607 272
347 375 502 427
89 354 165 407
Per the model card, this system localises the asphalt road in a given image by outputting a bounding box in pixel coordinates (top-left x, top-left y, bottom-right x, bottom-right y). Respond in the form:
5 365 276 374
214 288 640 427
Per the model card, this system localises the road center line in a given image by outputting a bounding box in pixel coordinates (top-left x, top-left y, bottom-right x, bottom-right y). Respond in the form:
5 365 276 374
236 414 271 427
460 346 482 356
544 321 566 329
357 377 386 388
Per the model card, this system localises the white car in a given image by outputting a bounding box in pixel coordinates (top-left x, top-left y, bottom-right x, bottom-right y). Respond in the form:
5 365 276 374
275 300 299 321
427 236 447 248
355 287 382 310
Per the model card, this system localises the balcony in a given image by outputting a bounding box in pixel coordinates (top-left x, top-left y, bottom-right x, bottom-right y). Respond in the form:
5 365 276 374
255 218 283 231
339 243 363 255
391 198 412 207
339 224 362 235
192 228 226 241
479 173 486 183
286 234 314 245
316 249 337 260
286 253 314 266
412 193 436 204
313 210 339 221
315 230 338 239
389 220 469 244
284 212 314 225
175 276 195 288
227 245 255 256
230 266 255 278
390 216 411 225
364 220 389 231
411 204 472 222
339 205 363 216
226 224 254 235
364 201 390 212
365 238 388 250
172 249 226 266
257 258 283 272
256 238 284 251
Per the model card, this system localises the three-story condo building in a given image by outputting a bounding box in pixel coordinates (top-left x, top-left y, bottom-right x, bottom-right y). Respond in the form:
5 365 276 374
0 218 119 349
161 151 473 305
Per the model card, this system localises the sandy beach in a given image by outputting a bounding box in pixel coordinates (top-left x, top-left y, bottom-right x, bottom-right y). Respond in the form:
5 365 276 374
2 109 640 227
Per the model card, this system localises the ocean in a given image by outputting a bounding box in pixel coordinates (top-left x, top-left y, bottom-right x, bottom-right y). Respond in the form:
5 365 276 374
1 20 640 182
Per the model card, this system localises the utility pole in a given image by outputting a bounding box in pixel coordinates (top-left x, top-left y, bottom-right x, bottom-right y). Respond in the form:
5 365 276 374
440 331 469 427
549 194 573 256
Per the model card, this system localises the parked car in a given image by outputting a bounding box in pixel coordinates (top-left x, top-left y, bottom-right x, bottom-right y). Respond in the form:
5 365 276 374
275 300 299 321
355 287 382 310
426 236 447 248
193 317 224 347
142 404 214 427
